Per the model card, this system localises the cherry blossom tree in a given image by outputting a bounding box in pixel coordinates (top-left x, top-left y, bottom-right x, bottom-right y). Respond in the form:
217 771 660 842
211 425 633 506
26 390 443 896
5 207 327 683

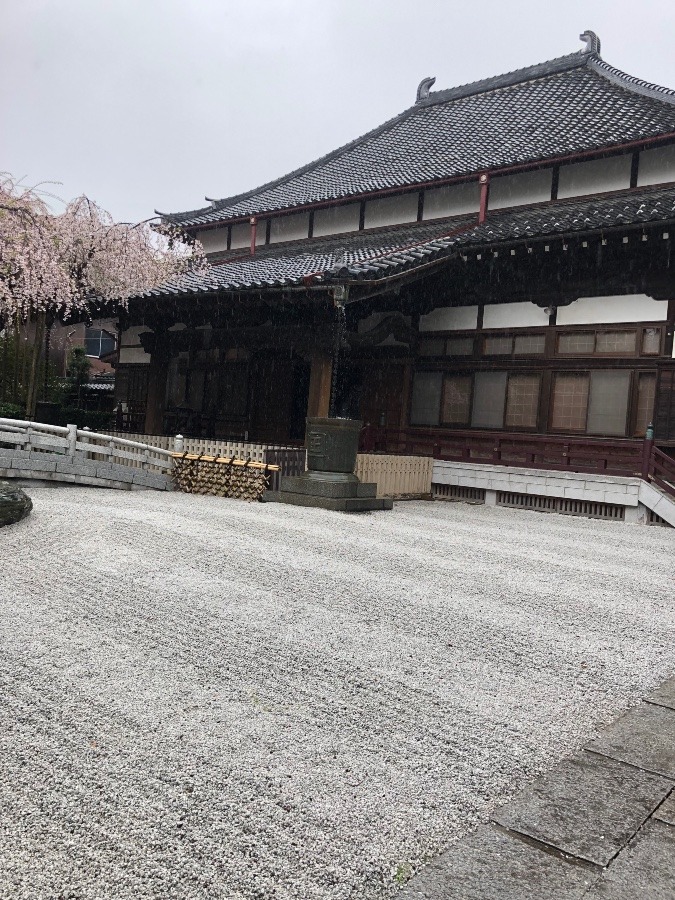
0 174 207 417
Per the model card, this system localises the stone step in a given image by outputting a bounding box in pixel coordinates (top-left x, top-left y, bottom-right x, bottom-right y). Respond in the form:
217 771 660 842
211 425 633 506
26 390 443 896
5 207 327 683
263 490 393 512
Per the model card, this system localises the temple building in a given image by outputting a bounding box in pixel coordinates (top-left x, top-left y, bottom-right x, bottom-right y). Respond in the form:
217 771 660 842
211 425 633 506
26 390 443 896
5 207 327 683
118 31 675 456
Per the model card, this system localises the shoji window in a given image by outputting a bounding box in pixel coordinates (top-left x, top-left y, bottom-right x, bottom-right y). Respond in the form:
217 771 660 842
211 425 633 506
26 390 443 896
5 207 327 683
446 337 474 356
551 373 590 431
551 371 632 435
441 375 472 425
505 375 541 429
594 331 637 354
634 373 657 436
471 372 507 428
641 328 661 355
586 371 631 435
410 372 443 426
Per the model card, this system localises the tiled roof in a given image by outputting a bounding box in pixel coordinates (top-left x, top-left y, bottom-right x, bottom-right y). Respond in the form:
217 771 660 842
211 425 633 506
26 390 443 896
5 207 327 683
162 44 675 228
144 186 675 295
144 218 475 295
455 184 675 247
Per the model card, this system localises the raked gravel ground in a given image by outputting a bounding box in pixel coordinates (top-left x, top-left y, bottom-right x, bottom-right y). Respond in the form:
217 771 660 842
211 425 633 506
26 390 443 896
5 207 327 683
1 487 674 900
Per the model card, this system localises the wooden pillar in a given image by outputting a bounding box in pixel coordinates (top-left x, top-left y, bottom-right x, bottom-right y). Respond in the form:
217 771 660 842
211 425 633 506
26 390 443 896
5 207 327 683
399 362 413 428
307 351 332 419
144 335 170 435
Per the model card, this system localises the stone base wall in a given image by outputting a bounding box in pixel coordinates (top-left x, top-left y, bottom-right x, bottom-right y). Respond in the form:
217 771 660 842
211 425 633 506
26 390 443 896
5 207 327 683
432 460 675 526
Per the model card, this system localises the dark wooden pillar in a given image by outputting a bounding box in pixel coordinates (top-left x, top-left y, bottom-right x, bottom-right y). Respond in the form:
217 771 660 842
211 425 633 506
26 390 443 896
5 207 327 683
399 362 412 428
144 333 170 435
307 352 332 419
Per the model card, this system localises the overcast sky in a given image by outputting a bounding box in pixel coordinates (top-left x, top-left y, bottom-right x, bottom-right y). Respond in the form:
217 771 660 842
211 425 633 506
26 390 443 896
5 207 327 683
3 0 675 223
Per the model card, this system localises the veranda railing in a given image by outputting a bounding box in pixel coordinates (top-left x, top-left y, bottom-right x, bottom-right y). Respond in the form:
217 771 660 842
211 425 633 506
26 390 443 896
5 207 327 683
359 424 675 499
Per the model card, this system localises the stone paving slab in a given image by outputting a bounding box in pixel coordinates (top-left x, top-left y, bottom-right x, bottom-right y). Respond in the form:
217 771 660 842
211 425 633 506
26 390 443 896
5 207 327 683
646 676 675 711
653 791 675 826
585 702 675 779
491 751 672 866
581 819 675 899
398 825 596 900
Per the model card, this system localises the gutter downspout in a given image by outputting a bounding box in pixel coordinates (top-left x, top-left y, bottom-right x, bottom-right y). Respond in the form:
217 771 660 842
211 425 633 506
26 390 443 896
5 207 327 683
250 217 257 255
329 285 348 418
478 173 490 224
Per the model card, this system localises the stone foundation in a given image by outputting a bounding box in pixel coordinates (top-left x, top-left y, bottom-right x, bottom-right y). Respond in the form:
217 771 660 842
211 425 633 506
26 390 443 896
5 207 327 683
264 473 393 512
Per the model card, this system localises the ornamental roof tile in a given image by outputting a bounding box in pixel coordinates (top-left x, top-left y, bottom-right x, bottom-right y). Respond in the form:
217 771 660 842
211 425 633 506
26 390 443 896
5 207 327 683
144 185 675 295
162 45 675 228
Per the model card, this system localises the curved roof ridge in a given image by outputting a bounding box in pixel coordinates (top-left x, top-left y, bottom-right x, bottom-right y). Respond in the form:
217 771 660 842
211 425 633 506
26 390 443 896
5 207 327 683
161 44 675 228
420 50 589 106
589 56 675 106
165 50 594 225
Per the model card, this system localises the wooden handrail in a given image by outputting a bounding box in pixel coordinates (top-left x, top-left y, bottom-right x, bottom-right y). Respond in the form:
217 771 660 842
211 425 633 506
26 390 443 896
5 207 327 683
650 446 675 499
360 425 646 478
360 424 675 502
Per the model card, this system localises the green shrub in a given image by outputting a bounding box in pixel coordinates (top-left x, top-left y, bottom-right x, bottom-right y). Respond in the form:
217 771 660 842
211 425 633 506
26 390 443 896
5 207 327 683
56 407 114 431
0 402 24 420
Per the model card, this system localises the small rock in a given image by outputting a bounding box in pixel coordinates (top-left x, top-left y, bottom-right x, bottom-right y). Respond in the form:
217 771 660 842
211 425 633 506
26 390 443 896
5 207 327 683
0 480 32 527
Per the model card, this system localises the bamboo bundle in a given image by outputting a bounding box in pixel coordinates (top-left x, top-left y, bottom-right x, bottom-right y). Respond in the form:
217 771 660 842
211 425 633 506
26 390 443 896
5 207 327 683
170 453 280 501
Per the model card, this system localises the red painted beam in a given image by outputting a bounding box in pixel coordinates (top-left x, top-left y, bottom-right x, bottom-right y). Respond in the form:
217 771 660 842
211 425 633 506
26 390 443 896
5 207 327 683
186 130 675 234
478 174 490 224
249 217 257 256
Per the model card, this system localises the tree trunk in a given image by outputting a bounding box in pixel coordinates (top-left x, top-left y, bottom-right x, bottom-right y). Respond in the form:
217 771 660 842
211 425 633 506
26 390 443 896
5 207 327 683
43 321 52 401
12 320 20 405
25 311 46 419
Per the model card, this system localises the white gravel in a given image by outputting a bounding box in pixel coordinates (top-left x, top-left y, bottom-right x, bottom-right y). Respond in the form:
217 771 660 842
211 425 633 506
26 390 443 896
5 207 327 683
0 487 674 899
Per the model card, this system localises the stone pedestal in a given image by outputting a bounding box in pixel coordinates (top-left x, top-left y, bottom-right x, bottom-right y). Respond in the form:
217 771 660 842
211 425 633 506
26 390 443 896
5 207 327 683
264 417 393 512
0 480 32 527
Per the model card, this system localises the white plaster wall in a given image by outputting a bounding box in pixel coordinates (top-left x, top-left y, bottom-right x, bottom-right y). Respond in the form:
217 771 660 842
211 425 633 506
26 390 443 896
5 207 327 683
230 222 250 249
358 313 378 334
483 302 549 328
120 326 150 347
357 312 411 345
637 144 675 186
556 294 668 325
419 305 479 332
423 182 480 219
270 212 310 244
119 346 150 364
256 220 268 246
364 193 418 229
489 169 552 210
196 228 228 254
313 203 361 237
558 154 632 199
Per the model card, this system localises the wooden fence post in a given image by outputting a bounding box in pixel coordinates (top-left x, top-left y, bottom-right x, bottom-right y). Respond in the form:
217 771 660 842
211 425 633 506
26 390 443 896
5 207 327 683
641 423 655 481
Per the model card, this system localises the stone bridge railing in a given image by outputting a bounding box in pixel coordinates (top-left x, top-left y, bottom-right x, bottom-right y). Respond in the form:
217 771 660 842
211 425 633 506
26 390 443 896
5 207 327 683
0 418 173 490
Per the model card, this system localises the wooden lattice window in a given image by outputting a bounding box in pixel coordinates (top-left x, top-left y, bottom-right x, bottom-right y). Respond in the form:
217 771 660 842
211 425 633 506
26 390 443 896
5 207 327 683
441 375 472 425
505 374 541 429
551 373 590 431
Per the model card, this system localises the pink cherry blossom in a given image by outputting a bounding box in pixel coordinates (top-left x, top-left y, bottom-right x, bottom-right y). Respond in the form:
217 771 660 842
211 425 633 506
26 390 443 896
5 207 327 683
0 174 208 324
